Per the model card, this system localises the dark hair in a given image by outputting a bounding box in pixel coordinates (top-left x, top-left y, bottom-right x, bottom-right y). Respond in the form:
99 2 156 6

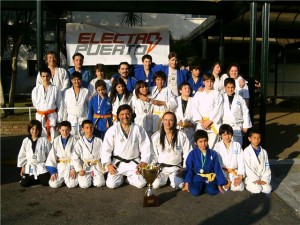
118 62 130 69
110 77 130 103
153 71 166 83
142 54 152 62
219 124 234 136
59 121 72 130
27 120 42 137
202 73 215 82
71 71 82 80
168 52 177 60
44 51 58 64
135 80 149 98
39 67 51 76
189 65 201 71
194 130 208 143
178 81 191 91
95 63 105 76
160 112 178 150
249 129 261 137
211 61 223 71
224 77 236 87
227 63 240 75
81 120 93 128
116 104 133 121
72 52 84 60
95 79 107 90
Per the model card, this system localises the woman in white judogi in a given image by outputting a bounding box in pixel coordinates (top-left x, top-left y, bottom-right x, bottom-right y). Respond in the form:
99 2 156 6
63 73 89 138
174 82 195 148
192 74 223 149
214 124 245 191
151 112 192 189
132 80 154 138
32 67 63 142
244 131 272 194
36 51 69 93
72 122 105 188
150 71 177 133
101 104 151 189
222 78 252 146
46 123 78 188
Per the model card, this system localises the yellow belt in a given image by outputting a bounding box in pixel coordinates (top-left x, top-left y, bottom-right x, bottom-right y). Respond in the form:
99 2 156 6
84 160 104 173
57 158 71 163
202 117 218 135
198 172 216 182
222 168 238 189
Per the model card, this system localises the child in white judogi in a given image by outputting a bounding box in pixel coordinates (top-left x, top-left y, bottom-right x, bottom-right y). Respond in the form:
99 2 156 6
88 64 111 97
222 78 252 146
63 72 89 138
151 112 192 189
244 130 272 194
17 120 51 187
214 124 245 191
46 121 78 188
150 71 177 132
32 67 63 142
192 73 223 149
72 120 105 188
174 82 195 148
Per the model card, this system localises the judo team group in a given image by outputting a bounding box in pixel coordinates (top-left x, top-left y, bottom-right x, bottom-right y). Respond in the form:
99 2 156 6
17 50 272 196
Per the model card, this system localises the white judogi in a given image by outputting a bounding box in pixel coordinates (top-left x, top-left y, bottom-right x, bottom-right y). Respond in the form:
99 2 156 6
174 96 195 148
110 93 132 123
131 95 153 137
150 86 177 132
73 136 105 188
192 89 223 149
213 74 228 93
151 130 192 189
214 140 245 191
32 84 63 141
235 76 250 100
17 137 51 179
88 78 111 97
36 68 69 93
222 93 252 145
243 145 272 194
46 135 78 188
101 123 151 189
63 87 89 137
167 68 178 96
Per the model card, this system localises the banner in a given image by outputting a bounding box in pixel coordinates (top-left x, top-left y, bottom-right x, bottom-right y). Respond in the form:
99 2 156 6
66 23 170 66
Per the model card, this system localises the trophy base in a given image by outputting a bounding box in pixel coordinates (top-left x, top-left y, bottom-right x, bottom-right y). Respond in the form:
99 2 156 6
144 195 158 207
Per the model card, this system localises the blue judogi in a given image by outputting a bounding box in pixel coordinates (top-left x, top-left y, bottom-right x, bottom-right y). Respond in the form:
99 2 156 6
111 74 137 93
88 95 112 140
187 75 204 97
157 65 190 88
133 63 161 88
184 148 227 196
68 67 92 88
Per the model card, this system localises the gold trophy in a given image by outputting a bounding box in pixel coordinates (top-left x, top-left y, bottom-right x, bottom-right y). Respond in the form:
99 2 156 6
141 165 159 207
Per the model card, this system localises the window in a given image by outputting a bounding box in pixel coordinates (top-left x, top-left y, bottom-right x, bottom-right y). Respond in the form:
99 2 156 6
27 60 38 77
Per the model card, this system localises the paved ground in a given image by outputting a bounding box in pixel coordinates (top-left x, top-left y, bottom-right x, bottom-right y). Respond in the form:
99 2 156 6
1 103 299 224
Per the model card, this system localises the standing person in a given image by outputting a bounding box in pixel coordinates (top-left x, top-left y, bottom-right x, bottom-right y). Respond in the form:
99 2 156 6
109 77 132 123
187 62 203 97
151 112 192 189
36 51 69 93
32 67 63 142
88 63 111 97
101 104 151 189
111 62 137 93
63 72 89 138
72 120 105 188
243 130 272 194
88 80 112 140
158 52 190 96
214 124 245 192
150 71 177 132
174 82 195 148
211 61 228 93
222 78 252 146
46 121 78 188
17 120 51 187
131 80 153 138
182 130 227 196
68 52 92 88
192 73 223 149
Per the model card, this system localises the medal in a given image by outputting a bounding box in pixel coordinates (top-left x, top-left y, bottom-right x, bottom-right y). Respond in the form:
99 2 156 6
91 155 94 159
200 169 204 174
193 90 195 94
120 138 124 142
145 79 149 82
97 110 100 114
144 109 147 113
32 155 37 159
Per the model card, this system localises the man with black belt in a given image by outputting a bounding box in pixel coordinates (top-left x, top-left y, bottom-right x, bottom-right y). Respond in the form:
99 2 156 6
101 104 151 189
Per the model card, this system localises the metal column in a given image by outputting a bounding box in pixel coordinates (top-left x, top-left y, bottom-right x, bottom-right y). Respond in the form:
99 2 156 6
219 18 225 64
259 3 270 145
36 0 43 70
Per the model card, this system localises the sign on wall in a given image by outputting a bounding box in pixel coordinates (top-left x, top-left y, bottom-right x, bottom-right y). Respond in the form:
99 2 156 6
66 23 170 65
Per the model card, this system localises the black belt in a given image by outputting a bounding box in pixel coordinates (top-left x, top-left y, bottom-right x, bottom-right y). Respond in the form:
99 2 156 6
159 163 182 168
113 155 139 167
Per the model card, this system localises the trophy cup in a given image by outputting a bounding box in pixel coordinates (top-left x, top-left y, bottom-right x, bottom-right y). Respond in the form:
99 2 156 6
141 165 159 207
